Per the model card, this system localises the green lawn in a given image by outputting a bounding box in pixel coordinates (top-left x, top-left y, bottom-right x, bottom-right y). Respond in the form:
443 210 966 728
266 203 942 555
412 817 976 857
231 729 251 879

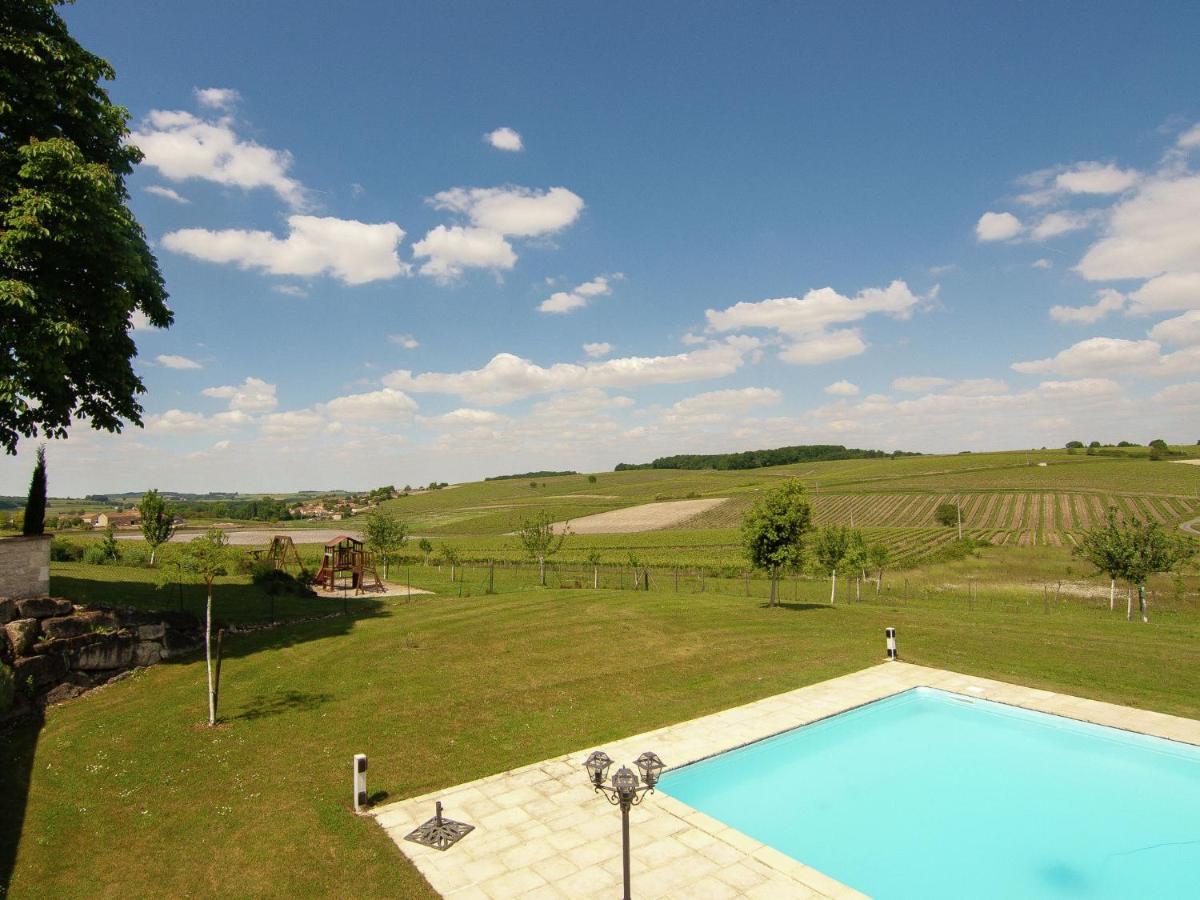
4 563 1200 898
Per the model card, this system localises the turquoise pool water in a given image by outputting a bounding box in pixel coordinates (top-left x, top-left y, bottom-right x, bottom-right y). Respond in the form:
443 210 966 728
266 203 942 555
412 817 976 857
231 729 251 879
658 688 1200 898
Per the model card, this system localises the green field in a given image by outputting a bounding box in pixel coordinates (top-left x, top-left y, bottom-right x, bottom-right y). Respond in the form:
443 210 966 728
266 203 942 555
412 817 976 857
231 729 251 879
3 550 1200 899
4 448 1199 898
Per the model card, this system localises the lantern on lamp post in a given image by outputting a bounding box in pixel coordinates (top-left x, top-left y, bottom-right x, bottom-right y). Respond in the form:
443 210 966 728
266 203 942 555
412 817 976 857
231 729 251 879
583 750 665 900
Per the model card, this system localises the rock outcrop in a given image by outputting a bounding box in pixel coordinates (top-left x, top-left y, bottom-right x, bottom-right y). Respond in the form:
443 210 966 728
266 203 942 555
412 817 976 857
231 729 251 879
0 598 204 721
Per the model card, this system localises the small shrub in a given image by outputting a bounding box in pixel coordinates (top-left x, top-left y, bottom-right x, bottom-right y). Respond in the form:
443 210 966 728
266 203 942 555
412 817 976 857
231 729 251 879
83 543 114 566
50 536 84 562
121 546 150 567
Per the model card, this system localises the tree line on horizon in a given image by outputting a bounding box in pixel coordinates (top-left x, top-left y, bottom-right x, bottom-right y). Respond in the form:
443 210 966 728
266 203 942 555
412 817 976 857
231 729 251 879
614 444 921 472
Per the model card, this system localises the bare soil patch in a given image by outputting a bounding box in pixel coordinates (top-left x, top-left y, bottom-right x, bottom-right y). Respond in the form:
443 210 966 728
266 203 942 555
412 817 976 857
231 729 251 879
552 498 727 534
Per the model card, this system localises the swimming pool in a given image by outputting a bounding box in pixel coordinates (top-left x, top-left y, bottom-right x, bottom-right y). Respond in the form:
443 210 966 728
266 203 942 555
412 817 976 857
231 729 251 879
658 687 1200 898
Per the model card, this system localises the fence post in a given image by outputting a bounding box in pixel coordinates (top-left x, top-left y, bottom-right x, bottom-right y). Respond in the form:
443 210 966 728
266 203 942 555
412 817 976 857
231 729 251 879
488 560 494 594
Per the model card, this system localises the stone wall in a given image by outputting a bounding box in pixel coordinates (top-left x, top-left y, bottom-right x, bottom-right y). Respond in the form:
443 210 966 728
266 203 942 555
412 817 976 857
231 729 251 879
1 597 202 718
0 534 51 599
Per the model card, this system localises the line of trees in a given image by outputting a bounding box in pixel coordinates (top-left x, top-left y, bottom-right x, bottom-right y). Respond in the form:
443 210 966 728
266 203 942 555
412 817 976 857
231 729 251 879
740 480 892 607
1074 508 1196 622
615 444 919 472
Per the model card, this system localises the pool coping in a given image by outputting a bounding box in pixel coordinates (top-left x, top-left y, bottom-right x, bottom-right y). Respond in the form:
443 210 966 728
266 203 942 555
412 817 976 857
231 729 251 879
370 662 1200 898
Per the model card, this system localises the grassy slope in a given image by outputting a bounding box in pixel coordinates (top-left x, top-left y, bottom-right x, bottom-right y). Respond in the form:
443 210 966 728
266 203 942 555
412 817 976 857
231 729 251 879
5 562 1200 899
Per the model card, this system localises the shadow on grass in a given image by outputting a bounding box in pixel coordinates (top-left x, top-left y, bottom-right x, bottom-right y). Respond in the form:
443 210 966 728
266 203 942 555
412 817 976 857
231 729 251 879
3 576 393 893
0 710 41 898
231 690 335 721
761 601 833 612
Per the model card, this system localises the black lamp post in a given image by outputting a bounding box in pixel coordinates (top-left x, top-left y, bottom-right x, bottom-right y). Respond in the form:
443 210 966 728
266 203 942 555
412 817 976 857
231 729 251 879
583 750 666 900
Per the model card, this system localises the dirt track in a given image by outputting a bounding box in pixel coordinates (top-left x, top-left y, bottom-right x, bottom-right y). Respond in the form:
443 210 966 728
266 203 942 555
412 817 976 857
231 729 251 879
553 498 726 534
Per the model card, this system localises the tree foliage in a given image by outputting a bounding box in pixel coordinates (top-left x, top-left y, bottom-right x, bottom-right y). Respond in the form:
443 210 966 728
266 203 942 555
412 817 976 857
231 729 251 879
740 479 812 606
0 1 171 453
137 488 174 564
934 503 959 527
21 444 46 534
616 444 917 472
363 508 407 576
516 510 567 585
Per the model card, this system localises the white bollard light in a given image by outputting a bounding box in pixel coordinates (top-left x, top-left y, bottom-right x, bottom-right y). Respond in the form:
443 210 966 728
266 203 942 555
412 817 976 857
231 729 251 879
886 627 897 661
353 753 368 812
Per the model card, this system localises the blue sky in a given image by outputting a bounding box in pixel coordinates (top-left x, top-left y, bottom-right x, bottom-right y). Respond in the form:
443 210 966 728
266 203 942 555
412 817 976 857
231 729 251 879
6 1 1200 494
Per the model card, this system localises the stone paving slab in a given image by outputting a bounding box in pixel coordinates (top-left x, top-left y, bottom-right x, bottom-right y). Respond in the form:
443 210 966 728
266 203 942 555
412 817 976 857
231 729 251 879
371 662 1200 898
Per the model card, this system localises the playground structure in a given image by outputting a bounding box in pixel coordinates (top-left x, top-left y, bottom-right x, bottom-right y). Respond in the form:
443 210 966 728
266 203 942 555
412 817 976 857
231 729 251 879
312 535 385 595
248 535 305 577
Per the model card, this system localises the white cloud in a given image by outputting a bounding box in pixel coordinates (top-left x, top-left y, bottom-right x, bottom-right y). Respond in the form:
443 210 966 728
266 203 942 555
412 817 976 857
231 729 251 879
194 87 240 109
531 389 634 417
424 408 506 427
145 408 249 433
202 377 278 413
144 185 190 204
259 410 324 438
155 354 202 370
411 225 515 280
271 284 308 298
1048 288 1126 324
1031 210 1098 240
661 388 781 425
583 342 613 358
680 332 707 345
1127 272 1200 315
1076 174 1200 281
1179 124 1200 149
389 333 420 349
1012 336 1200 377
1148 310 1200 347
163 215 408 284
316 388 417 422
823 380 859 396
1054 162 1139 195
944 378 1009 396
383 340 753 405
484 127 523 152
1031 258 1053 270
777 329 867 365
430 186 584 237
891 376 951 393
130 310 155 331
130 108 306 208
1151 382 1200 411
539 275 616 313
975 211 1022 242
706 280 920 365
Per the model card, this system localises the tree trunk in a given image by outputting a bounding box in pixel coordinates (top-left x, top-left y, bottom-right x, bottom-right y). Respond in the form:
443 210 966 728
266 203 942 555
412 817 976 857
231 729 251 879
539 556 545 586
1138 583 1148 624
205 582 215 726
855 577 861 603
830 571 836 605
593 565 598 589
1126 584 1133 621
769 572 777 607
876 569 883 597
450 562 455 582
150 546 157 566
1109 578 1115 611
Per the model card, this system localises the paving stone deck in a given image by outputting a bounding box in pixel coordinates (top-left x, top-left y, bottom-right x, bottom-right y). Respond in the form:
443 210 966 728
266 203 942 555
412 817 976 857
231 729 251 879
371 661 1200 898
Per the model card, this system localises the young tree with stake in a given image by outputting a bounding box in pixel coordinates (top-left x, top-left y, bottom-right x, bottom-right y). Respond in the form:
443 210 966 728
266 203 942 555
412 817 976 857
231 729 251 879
363 508 407 578
175 529 238 725
867 543 890 597
740 480 812 607
1108 518 1196 623
517 511 568 586
812 525 852 605
1073 507 1131 611
138 488 175 565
